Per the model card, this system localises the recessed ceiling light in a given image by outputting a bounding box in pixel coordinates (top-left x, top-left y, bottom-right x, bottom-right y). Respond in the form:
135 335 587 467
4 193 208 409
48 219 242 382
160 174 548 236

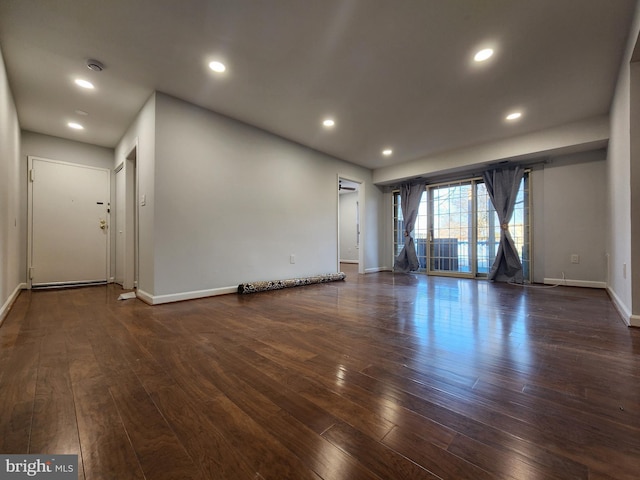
474 48 494 62
74 79 94 89
382 149 393 156
208 61 226 73
506 112 522 121
323 118 335 128
68 122 84 130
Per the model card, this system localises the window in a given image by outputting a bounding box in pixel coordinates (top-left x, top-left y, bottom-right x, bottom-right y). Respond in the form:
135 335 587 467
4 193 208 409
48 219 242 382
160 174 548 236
393 188 428 270
393 173 530 280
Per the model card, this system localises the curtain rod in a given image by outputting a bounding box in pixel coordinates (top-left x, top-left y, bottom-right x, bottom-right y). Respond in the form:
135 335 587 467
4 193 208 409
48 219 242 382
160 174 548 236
386 159 544 190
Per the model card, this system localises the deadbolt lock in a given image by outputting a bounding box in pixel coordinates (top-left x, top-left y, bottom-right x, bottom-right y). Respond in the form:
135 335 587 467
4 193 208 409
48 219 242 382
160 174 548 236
99 219 107 230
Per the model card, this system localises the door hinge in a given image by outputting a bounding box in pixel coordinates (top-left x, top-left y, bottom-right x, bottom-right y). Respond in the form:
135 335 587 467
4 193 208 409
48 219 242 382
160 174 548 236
29 168 35 182
28 267 34 279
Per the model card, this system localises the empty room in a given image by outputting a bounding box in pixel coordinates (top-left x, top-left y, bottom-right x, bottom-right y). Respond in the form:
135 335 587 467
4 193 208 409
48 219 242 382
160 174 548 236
0 1 639 479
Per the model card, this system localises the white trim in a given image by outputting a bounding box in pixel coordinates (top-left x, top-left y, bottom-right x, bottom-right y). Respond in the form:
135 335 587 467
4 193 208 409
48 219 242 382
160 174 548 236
136 286 238 305
135 289 153 305
0 283 26 326
543 278 606 289
606 286 635 327
365 267 392 273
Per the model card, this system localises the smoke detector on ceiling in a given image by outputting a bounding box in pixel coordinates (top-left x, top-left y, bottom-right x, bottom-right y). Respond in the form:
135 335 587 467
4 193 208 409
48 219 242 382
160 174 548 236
86 59 104 72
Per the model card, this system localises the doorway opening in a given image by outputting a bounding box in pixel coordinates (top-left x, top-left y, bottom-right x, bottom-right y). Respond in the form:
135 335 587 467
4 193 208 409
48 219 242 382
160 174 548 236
338 176 364 274
115 144 138 290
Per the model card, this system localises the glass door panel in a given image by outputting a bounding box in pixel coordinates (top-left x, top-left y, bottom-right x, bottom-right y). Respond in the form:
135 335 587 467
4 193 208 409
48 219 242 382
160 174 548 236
428 182 473 276
476 178 529 279
476 182 497 275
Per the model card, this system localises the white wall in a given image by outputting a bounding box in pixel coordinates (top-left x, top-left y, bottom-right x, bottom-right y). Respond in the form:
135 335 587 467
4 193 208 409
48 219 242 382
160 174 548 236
150 92 383 301
339 192 359 262
20 131 115 279
534 150 607 286
114 93 156 296
607 2 640 324
630 62 640 320
0 45 22 322
374 116 609 185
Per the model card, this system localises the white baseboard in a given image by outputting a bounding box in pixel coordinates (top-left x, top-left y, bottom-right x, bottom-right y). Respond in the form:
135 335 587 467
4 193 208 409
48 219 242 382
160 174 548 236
0 282 27 326
606 286 640 327
136 286 238 305
543 278 606 289
135 289 153 305
606 286 631 326
365 266 392 273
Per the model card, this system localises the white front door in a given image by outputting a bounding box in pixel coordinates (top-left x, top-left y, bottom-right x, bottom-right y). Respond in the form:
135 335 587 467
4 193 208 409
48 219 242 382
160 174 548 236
28 157 110 287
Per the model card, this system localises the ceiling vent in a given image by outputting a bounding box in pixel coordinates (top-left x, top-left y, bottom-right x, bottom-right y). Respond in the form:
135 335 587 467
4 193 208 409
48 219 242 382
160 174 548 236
86 59 104 72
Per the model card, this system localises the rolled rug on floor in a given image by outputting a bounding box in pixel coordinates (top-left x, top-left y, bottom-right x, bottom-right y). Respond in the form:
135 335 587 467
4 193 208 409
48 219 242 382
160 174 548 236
238 272 346 294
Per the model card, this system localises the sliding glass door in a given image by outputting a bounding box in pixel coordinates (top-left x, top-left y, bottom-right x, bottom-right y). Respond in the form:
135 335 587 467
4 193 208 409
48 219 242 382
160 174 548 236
393 173 529 280
428 181 474 276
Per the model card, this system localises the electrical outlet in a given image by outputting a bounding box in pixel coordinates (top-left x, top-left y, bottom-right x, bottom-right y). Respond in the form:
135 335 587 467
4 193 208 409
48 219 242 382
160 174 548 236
571 254 579 264
290 254 295 264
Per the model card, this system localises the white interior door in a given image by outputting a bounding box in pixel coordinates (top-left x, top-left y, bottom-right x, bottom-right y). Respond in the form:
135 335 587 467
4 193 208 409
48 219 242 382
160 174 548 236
29 157 110 287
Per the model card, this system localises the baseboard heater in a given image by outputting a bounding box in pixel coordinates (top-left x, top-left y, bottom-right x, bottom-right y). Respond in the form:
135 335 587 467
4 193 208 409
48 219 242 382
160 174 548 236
238 272 346 294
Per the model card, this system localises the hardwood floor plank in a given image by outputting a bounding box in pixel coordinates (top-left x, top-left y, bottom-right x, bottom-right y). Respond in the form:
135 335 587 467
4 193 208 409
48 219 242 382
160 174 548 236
222 339 395 440
29 330 82 455
66 330 146 480
323 421 441 479
446 432 583 480
103 308 262 479
0 269 638 479
146 383 260 479
382 424 498 480
0 341 39 454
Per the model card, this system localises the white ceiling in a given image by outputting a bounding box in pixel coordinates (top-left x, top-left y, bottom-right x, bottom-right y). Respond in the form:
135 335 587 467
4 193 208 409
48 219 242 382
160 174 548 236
0 0 636 170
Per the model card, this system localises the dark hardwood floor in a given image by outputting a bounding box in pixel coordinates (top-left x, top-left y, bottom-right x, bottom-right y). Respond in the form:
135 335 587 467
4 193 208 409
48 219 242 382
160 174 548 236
1 264 639 479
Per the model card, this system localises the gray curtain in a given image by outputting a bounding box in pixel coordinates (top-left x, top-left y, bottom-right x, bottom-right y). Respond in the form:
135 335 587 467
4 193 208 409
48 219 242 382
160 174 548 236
394 183 423 273
482 166 524 283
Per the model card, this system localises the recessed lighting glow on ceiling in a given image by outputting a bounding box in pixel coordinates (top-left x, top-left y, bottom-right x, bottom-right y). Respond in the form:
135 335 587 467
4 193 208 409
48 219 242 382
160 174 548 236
68 122 84 130
74 79 94 89
474 48 494 62
208 61 226 73
382 149 393 156
506 112 522 121
323 118 335 128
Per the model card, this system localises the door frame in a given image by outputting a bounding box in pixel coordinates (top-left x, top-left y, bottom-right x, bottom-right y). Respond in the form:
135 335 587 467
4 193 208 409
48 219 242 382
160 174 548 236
27 156 111 289
115 143 138 290
337 174 365 274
